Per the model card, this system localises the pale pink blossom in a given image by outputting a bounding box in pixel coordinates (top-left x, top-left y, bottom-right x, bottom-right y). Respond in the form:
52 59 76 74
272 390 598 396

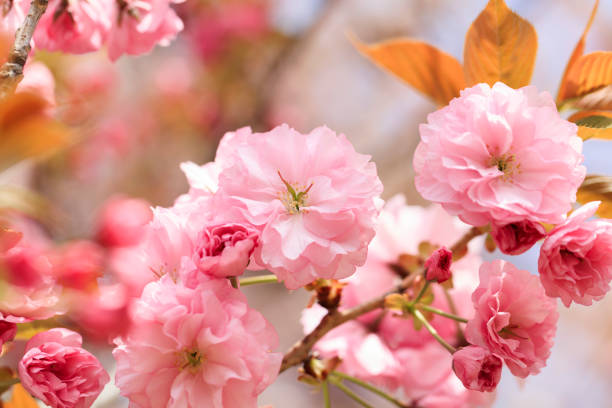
414 82 585 226
425 247 452 283
107 0 184 61
491 219 546 255
465 260 558 378
0 0 28 38
96 195 152 248
452 345 502 392
193 223 259 278
113 277 281 408
19 328 110 408
0 320 17 347
34 0 113 54
215 125 383 289
539 201 612 306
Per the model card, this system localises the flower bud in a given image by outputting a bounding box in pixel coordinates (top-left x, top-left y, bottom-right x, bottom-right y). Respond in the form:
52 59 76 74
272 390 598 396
425 247 452 283
491 220 546 255
452 345 502 392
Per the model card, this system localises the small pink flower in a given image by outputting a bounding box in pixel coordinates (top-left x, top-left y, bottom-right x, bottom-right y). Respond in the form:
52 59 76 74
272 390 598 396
96 195 152 248
539 201 612 307
51 241 104 292
414 82 585 226
491 219 546 255
107 0 184 61
465 260 558 378
113 277 281 408
193 223 259 278
452 345 502 392
34 0 113 54
0 320 17 347
215 125 383 289
425 247 452 283
0 0 28 38
18 328 110 408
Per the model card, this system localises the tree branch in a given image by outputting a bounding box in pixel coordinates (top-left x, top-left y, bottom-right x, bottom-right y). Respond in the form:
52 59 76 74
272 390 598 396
279 225 487 373
0 0 49 100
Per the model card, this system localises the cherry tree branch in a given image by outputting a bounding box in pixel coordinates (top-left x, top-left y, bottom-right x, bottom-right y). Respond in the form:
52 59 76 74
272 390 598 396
0 0 49 100
279 225 487 373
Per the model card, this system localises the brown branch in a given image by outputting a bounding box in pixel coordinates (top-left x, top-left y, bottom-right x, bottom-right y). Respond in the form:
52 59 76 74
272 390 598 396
450 225 488 261
279 225 488 373
0 0 49 100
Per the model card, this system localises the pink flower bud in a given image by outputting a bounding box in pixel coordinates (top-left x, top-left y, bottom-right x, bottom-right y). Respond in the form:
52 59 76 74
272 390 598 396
19 328 110 408
193 223 259 278
452 345 502 392
425 247 452 283
96 196 152 248
491 220 546 255
0 320 17 347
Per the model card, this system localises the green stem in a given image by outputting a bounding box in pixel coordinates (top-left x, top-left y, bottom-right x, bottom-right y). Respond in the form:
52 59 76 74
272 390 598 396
331 371 407 408
229 277 238 289
322 380 331 408
418 304 468 323
412 309 456 354
329 377 374 408
238 274 278 287
413 280 430 304
442 286 467 345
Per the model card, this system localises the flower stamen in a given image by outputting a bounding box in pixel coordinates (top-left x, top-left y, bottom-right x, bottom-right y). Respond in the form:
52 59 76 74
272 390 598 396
277 171 313 214
177 348 204 373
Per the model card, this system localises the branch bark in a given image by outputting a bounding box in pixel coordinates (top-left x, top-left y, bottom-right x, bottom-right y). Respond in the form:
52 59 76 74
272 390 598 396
0 0 49 100
279 225 487 373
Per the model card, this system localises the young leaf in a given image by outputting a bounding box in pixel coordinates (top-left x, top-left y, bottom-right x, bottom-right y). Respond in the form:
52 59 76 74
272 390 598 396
568 110 612 140
576 174 612 218
557 0 599 104
14 318 63 341
352 37 465 106
463 0 537 88
570 84 612 111
3 384 38 408
559 52 612 106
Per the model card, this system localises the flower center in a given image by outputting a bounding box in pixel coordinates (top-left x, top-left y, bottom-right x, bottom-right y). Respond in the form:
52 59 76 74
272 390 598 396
177 348 204 373
489 153 520 182
277 171 313 214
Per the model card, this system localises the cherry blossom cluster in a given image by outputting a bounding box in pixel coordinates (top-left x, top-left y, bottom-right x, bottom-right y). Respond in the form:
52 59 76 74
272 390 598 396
0 0 183 60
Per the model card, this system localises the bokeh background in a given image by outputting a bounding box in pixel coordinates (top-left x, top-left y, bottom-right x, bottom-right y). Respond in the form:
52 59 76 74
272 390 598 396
3 0 612 406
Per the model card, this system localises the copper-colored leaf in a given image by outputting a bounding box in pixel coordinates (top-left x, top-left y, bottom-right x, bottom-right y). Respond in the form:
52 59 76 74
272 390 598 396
559 52 612 106
463 0 537 88
567 84 612 111
352 37 465 106
3 384 38 408
576 174 612 218
568 110 612 140
0 92 70 170
557 0 599 103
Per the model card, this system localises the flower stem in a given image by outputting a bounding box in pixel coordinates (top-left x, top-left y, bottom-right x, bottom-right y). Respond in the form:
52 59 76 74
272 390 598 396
418 304 468 323
329 377 374 408
322 380 331 408
412 309 456 354
331 371 408 408
229 277 238 289
238 274 278 286
413 280 430 303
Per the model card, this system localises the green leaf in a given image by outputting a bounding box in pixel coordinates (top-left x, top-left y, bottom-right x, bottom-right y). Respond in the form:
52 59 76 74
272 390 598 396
15 318 63 341
0 367 17 396
575 115 612 129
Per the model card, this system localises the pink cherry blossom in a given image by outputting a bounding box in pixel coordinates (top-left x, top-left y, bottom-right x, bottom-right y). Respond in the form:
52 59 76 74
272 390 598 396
51 241 104 292
215 124 383 289
96 195 152 248
19 328 110 408
34 0 113 54
539 201 612 307
107 0 184 61
491 219 546 255
465 260 558 378
414 82 585 226
452 345 502 392
425 247 452 283
0 0 28 38
193 223 259 278
113 276 282 408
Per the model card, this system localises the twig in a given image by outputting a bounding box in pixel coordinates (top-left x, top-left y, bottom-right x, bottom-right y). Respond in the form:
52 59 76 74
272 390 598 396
450 226 487 261
0 0 49 100
413 309 456 354
279 225 486 373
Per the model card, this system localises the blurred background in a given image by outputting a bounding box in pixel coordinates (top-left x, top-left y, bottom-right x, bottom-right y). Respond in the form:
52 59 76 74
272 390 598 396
2 0 612 407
